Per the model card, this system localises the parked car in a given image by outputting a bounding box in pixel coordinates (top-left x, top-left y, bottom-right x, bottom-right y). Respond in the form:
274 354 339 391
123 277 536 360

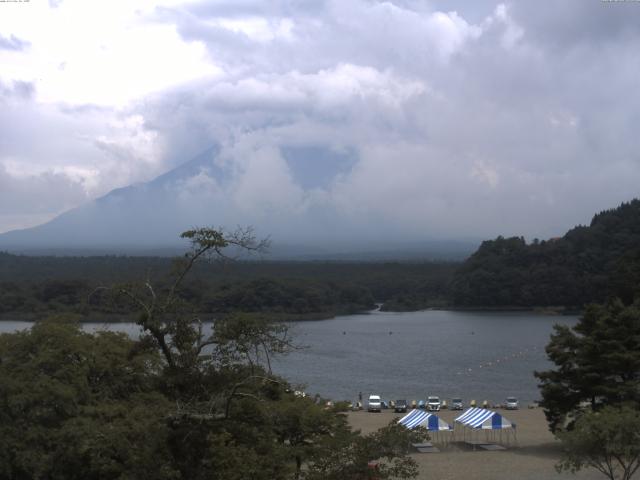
505 397 519 410
394 399 408 413
368 395 382 412
451 398 464 410
427 396 441 412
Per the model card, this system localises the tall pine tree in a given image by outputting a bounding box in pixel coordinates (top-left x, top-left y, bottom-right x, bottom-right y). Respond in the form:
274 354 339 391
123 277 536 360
536 299 640 432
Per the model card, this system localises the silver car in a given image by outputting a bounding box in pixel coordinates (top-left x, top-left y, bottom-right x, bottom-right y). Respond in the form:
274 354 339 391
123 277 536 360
451 397 464 410
505 397 519 410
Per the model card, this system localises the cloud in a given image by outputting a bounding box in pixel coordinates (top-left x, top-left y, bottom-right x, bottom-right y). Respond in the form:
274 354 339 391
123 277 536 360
0 80 35 100
510 0 640 48
0 162 89 234
0 92 167 219
0 162 86 215
2 0 640 243
134 0 640 241
0 34 29 51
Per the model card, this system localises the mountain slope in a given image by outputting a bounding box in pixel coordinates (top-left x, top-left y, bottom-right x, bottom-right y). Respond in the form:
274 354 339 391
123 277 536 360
0 147 227 250
0 147 478 259
451 199 640 307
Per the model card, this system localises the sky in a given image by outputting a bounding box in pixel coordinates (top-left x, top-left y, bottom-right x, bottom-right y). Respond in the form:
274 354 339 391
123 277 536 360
1 0 639 242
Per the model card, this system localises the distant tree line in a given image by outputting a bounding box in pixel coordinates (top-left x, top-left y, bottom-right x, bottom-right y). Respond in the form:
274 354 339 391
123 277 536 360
0 252 457 320
2 199 640 318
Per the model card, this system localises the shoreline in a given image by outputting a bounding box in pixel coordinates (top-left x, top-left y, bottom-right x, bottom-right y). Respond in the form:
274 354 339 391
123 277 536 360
0 305 582 322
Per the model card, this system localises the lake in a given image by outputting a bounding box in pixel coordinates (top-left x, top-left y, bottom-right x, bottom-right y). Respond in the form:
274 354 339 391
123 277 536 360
0 309 577 405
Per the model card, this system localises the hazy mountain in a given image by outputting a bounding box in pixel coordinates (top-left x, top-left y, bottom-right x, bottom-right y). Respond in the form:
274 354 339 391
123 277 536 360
0 147 478 260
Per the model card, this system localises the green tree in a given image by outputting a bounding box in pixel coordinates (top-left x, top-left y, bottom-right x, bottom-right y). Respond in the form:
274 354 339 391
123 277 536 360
303 422 428 480
0 316 177 480
103 226 271 373
557 406 640 480
536 299 640 432
0 228 424 480
102 227 422 479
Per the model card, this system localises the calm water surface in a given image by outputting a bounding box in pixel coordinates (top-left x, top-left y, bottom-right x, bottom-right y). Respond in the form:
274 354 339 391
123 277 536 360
273 309 577 404
1 310 576 405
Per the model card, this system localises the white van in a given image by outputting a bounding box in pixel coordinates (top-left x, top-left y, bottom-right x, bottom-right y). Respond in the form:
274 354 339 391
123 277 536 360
368 395 382 412
427 396 441 411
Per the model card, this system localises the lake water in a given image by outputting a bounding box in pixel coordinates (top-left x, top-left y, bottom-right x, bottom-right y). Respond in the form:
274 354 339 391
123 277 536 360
0 310 577 405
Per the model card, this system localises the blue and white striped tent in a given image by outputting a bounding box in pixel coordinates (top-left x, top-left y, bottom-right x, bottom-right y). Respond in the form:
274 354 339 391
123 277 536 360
454 407 517 446
454 407 515 430
398 409 452 431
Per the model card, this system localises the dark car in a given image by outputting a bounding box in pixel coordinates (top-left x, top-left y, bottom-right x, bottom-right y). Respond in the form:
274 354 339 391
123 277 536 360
451 398 464 410
394 399 408 413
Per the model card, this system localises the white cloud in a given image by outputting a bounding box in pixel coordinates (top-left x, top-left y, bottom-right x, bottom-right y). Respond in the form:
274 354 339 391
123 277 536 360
0 161 89 233
0 0 218 106
2 0 640 242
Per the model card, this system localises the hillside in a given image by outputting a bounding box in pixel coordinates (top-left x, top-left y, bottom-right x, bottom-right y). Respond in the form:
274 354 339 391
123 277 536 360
451 199 640 308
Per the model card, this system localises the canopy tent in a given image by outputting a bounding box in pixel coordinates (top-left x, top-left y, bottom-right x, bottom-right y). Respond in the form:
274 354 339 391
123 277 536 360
398 409 453 444
455 407 515 430
454 408 517 446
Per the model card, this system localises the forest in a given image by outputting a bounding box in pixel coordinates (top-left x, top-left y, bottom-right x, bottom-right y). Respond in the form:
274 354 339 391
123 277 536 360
0 253 456 320
451 199 640 308
1 199 640 319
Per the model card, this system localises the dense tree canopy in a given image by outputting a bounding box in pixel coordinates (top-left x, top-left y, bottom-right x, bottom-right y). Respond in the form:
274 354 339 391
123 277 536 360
0 251 457 319
452 200 640 308
556 406 640 480
535 299 640 433
0 317 176 480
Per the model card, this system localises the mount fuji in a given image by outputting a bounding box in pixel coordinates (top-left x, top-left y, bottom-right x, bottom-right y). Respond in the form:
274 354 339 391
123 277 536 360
0 146 477 259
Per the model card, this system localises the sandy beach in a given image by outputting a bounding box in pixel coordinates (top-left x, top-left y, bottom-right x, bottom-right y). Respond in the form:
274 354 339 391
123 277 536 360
348 408 609 480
